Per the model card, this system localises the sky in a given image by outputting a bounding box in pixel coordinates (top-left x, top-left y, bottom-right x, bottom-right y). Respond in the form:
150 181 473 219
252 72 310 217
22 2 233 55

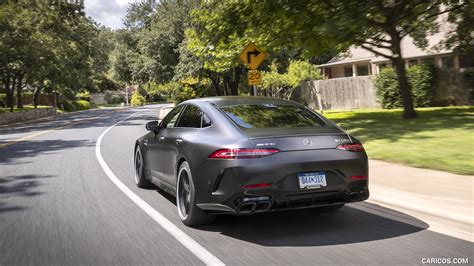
84 0 137 29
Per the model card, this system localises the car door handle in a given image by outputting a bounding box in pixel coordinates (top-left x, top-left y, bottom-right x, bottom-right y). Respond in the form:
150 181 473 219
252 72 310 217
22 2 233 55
143 139 148 146
158 136 165 143
175 138 183 145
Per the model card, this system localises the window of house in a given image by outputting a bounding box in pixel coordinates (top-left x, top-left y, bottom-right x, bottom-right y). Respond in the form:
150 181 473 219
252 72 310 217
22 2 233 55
324 68 332 79
344 66 353 77
408 59 418 67
357 64 369 76
459 55 474 68
379 63 388 69
441 56 454 69
421 57 436 66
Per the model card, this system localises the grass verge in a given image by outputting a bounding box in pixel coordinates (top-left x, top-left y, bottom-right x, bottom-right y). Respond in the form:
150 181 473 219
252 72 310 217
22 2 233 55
0 105 50 114
324 106 474 175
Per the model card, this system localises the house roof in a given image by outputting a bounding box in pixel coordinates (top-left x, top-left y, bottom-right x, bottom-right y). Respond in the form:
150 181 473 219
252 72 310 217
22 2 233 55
318 14 455 67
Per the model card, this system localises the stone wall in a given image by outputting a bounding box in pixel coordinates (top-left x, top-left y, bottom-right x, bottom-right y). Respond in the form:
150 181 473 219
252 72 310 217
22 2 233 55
0 107 56 125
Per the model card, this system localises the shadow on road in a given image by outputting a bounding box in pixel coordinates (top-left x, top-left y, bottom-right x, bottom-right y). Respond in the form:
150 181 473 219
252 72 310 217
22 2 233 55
155 188 429 246
0 139 94 165
203 205 428 246
0 174 53 214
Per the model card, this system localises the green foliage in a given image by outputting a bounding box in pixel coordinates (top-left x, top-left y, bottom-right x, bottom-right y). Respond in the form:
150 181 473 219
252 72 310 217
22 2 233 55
59 100 91 112
150 81 196 104
375 68 402 109
73 100 91 111
131 91 146 106
59 101 76 112
407 65 436 107
287 61 323 86
261 61 322 99
0 0 114 110
375 65 435 109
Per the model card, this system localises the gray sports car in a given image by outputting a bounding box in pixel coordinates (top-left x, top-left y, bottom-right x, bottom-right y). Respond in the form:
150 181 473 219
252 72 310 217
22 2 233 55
134 96 369 226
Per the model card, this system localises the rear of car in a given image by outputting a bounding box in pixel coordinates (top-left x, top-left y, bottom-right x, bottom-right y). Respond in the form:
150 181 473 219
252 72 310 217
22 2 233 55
196 100 369 215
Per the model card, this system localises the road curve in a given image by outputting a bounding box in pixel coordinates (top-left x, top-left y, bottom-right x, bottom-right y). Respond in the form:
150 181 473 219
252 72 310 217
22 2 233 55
0 105 472 265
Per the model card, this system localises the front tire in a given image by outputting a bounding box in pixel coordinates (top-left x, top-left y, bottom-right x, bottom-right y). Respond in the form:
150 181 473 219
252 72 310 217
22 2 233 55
134 146 154 188
176 161 215 226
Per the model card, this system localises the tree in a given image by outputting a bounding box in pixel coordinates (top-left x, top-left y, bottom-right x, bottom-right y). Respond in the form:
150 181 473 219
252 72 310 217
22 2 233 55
445 1 474 55
205 0 466 119
0 0 109 110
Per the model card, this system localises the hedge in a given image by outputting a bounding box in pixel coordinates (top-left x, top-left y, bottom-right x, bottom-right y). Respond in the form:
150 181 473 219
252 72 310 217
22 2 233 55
59 100 91 112
375 64 436 109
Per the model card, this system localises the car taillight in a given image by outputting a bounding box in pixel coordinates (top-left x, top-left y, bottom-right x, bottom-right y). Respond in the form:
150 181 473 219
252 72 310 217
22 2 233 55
241 183 272 189
336 143 364 152
208 148 280 159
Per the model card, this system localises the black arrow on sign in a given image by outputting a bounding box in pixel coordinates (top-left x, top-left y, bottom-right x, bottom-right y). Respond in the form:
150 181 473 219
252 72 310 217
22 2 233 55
246 49 261 64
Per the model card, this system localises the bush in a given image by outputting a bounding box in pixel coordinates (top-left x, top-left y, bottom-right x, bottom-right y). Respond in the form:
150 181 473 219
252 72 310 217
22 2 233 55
375 65 435 109
73 100 91 110
59 100 91 111
59 100 76 112
131 91 146 106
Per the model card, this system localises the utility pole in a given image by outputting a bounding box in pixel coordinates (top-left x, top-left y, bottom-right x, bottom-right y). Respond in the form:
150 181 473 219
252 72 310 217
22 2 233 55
125 85 129 106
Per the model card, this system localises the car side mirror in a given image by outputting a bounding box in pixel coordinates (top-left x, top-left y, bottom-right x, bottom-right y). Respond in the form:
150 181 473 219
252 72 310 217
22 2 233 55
145 121 159 132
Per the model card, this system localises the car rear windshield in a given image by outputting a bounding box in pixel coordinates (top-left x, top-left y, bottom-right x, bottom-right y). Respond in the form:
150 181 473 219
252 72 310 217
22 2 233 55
220 103 326 128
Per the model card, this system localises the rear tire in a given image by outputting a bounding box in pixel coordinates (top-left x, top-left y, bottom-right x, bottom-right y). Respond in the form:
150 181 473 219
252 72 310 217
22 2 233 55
177 161 215 226
134 146 154 188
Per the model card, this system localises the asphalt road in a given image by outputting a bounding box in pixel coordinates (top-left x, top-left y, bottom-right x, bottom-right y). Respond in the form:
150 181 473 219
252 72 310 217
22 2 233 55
0 104 472 265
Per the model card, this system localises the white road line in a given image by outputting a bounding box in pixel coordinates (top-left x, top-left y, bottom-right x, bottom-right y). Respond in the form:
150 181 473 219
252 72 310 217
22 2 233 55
95 111 225 266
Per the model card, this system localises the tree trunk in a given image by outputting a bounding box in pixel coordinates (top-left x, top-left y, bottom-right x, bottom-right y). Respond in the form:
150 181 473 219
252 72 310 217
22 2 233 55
223 67 242 96
53 91 58 108
223 76 230 95
390 34 417 119
33 87 42 108
210 76 222 96
16 74 24 109
230 66 241 95
3 78 14 111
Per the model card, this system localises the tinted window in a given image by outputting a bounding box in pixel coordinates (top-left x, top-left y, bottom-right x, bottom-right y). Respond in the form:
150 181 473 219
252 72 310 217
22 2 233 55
221 104 326 129
176 105 202 128
201 113 212 128
160 105 184 129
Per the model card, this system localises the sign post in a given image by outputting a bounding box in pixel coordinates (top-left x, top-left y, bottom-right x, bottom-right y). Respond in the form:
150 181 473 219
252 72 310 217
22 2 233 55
240 42 266 96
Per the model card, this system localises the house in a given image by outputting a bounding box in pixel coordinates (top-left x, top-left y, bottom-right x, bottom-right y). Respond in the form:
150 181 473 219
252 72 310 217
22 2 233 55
318 18 473 79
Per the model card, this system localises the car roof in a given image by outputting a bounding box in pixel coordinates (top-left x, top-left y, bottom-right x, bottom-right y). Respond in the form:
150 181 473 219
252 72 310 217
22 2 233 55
183 96 300 107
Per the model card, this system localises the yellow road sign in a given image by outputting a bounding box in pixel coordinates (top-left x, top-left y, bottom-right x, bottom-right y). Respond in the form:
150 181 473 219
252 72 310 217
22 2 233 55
240 42 267 70
248 70 262 85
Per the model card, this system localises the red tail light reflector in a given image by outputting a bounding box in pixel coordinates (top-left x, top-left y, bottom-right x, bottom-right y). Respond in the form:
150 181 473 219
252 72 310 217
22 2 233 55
351 175 368 180
209 148 280 159
241 183 272 189
336 143 364 152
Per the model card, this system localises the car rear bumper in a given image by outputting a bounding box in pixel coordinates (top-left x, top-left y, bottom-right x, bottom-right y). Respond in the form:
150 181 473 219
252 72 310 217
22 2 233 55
192 148 369 215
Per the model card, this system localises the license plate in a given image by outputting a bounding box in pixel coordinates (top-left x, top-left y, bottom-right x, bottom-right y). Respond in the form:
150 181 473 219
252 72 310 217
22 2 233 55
298 172 327 189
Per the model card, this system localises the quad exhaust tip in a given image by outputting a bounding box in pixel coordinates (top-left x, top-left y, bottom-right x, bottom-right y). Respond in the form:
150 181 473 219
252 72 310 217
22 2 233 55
238 198 273 214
